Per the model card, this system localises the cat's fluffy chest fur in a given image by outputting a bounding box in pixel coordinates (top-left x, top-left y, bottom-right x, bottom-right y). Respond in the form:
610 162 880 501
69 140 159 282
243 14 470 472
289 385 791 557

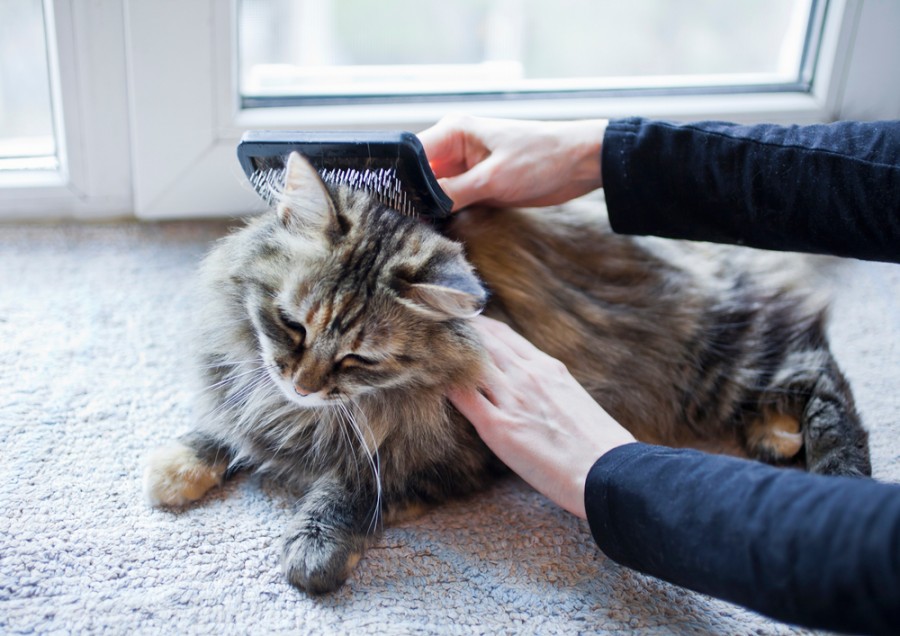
143 152 870 595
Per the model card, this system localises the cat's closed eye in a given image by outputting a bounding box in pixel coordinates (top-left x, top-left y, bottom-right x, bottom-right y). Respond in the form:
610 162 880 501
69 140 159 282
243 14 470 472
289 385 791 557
278 309 306 346
339 354 378 369
278 309 306 338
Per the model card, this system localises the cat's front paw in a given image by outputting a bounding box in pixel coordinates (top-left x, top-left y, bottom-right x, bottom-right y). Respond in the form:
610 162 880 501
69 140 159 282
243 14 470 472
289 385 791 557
281 521 364 594
143 442 226 507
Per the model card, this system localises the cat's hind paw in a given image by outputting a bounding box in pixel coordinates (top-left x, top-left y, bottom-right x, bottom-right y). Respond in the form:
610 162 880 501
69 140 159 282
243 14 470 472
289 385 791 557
746 412 804 466
143 442 226 507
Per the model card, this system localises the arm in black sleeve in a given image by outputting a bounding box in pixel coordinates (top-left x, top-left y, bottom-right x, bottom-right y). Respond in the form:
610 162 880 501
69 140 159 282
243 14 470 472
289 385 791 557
585 443 900 635
601 118 900 263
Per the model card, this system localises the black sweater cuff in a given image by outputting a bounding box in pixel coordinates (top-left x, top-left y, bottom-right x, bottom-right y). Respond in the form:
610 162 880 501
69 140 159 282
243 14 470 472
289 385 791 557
583 442 900 634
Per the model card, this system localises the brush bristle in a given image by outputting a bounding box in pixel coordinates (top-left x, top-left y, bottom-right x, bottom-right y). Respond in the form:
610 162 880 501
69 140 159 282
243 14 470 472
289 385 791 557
250 167 415 216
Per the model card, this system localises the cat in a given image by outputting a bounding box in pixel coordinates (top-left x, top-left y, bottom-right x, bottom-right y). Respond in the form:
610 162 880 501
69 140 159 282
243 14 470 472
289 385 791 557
143 151 871 595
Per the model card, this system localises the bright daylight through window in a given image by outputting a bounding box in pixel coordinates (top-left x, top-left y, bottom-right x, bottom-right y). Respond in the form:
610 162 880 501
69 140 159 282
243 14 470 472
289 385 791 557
239 0 816 105
0 0 56 172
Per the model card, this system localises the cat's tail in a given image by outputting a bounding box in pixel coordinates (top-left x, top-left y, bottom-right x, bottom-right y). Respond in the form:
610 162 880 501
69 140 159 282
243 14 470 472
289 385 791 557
748 343 872 478
799 355 871 477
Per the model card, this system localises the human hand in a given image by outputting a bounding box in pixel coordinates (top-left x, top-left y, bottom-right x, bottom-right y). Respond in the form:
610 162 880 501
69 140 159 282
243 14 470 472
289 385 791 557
418 115 607 211
448 316 635 519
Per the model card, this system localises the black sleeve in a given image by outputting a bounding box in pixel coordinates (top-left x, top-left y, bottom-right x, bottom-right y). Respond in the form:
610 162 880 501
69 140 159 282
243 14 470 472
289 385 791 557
601 118 900 263
584 443 900 635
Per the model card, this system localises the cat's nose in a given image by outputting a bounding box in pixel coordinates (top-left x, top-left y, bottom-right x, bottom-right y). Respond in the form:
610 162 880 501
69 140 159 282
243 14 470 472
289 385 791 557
294 383 313 397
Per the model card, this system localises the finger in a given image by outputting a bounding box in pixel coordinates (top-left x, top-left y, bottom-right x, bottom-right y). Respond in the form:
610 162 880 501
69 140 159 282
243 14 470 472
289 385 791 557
471 315 544 363
473 321 525 374
446 384 496 423
481 354 525 406
437 158 497 211
447 363 518 434
446 385 510 447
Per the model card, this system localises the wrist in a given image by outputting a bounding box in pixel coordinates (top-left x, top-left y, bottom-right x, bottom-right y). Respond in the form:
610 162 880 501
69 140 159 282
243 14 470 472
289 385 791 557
560 119 608 192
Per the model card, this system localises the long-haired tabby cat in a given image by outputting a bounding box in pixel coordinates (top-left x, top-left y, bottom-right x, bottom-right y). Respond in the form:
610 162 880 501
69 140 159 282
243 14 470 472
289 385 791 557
144 151 870 594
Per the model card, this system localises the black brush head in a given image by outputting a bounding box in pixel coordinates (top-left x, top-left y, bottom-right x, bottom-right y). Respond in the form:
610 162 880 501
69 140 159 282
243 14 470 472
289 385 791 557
237 130 453 219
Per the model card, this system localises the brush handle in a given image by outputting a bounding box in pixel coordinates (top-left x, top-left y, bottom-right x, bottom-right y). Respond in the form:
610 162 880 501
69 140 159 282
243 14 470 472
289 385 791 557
237 130 453 218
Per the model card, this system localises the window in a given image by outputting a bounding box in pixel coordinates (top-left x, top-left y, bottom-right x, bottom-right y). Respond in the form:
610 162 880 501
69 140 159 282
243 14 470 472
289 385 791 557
131 0 897 219
0 0 131 220
0 0 57 172
239 0 817 107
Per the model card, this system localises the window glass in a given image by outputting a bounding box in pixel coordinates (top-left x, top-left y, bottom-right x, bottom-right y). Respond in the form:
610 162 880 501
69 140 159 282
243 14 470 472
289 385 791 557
0 0 56 169
239 0 814 103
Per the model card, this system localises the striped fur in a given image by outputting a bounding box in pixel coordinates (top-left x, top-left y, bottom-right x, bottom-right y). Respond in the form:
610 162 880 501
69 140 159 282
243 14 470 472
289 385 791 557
449 201 870 473
144 157 869 594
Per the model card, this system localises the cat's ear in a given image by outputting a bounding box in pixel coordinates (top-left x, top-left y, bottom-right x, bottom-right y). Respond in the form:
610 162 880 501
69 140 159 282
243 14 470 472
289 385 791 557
398 254 487 320
276 151 337 234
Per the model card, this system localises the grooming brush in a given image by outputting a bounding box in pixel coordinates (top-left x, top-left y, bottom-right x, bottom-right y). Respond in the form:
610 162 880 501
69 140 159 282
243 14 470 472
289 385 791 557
237 130 453 219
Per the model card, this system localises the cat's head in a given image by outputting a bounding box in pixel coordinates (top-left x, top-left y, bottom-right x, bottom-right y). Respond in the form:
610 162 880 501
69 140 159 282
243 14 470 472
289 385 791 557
232 151 486 408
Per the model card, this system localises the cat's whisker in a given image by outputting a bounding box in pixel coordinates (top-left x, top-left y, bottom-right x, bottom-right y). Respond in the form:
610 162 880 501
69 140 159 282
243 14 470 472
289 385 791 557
268 422 297 459
194 357 265 371
206 367 275 422
334 402 366 483
265 398 317 460
217 373 267 408
346 397 383 536
205 364 278 391
194 356 262 377
330 403 363 488
333 399 380 534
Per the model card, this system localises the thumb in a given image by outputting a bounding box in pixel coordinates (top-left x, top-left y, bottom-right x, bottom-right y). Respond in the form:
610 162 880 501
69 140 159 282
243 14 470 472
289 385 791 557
438 159 496 211
417 125 461 177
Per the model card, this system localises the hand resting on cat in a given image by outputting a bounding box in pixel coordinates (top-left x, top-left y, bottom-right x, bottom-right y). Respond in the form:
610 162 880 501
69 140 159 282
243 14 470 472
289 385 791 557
447 315 635 519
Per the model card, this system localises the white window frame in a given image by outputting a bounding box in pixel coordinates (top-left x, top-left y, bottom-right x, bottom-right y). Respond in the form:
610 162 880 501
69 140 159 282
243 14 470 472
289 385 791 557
2 0 898 220
0 0 132 220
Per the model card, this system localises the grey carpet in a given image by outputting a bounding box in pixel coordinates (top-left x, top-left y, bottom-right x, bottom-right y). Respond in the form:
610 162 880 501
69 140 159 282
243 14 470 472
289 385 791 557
1 220 897 635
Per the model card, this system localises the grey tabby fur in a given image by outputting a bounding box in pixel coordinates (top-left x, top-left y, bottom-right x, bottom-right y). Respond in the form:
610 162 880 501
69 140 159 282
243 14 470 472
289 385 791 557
144 152 870 594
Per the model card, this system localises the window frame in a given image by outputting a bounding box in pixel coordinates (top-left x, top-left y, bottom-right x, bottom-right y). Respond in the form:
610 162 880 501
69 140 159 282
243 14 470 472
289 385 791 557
221 0 844 132
0 0 132 221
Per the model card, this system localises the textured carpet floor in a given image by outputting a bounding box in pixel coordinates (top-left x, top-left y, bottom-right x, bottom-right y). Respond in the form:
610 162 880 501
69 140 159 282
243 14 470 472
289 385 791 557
1 220 898 635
